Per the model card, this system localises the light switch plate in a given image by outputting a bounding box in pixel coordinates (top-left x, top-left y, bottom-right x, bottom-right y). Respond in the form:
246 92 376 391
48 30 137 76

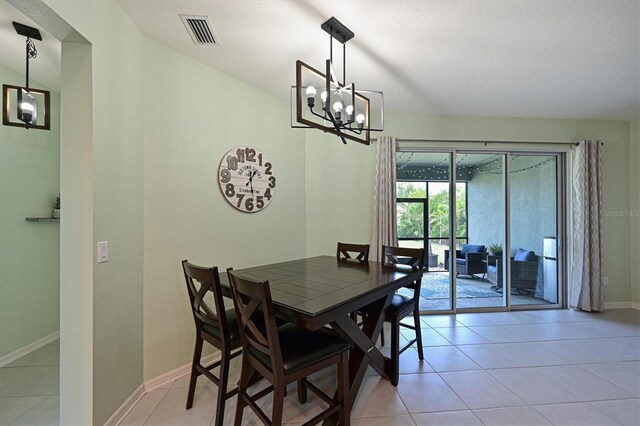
98 241 109 263
603 276 609 286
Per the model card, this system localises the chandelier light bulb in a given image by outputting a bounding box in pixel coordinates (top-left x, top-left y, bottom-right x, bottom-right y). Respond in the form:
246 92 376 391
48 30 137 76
345 105 354 121
320 90 328 109
306 86 316 108
333 101 343 122
356 113 365 129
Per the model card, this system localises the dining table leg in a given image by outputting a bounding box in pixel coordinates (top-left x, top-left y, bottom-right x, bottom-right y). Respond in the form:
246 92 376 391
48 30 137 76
323 294 393 425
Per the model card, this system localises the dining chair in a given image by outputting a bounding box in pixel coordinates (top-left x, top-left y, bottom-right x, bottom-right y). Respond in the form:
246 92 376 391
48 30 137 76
181 260 241 426
227 270 351 426
336 242 370 262
380 245 425 386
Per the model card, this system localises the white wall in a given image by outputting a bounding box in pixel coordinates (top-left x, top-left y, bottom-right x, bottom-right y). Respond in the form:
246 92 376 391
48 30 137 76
630 118 639 304
142 39 307 380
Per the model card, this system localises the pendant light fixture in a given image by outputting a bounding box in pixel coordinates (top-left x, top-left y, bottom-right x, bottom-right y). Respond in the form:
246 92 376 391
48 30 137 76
292 17 383 145
2 22 50 130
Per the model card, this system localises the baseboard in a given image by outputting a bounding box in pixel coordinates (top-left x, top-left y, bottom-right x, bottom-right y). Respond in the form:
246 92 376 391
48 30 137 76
108 352 222 425
104 383 145 426
144 352 221 392
0 330 60 368
604 301 640 310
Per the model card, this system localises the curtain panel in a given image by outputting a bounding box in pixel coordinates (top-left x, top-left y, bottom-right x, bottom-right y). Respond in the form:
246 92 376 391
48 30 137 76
372 136 398 261
570 140 604 311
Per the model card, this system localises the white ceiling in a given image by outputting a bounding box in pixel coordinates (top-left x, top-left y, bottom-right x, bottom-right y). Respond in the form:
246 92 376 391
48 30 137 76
118 0 639 121
0 0 60 91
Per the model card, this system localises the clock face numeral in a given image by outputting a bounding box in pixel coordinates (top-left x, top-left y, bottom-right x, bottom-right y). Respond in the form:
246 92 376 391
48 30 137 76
218 146 276 213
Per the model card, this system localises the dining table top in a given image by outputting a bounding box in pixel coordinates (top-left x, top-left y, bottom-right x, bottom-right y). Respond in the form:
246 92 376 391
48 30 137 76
219 255 424 329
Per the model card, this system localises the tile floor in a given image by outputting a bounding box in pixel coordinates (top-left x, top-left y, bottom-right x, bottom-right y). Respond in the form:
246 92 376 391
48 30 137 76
1 309 638 425
0 340 59 425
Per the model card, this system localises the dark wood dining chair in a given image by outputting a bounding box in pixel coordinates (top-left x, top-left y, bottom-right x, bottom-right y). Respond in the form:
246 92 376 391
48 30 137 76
182 260 241 426
227 270 351 426
336 242 370 262
337 242 371 324
380 246 425 386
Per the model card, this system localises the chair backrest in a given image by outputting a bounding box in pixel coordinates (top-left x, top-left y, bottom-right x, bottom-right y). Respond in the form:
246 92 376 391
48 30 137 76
336 242 370 262
181 260 231 345
380 246 425 293
227 270 283 372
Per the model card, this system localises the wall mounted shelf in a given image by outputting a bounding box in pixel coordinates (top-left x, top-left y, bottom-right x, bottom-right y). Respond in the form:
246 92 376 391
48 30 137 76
25 217 59 223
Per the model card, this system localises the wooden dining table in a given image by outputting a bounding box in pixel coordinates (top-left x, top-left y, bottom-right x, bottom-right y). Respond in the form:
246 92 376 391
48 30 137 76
218 255 425 423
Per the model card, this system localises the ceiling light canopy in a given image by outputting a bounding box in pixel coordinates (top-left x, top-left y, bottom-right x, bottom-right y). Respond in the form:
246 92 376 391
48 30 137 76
292 17 383 145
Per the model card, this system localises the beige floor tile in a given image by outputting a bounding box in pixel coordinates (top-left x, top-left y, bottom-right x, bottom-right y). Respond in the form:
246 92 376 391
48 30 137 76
466 325 522 343
396 373 467 413
420 315 463 328
434 327 490 345
0 366 58 398
590 398 640 426
144 387 215 425
496 342 570 366
422 346 480 372
417 329 452 347
439 370 525 409
352 414 416 425
532 402 619 425
0 396 46 425
580 361 640 396
397 348 434 375
120 388 170 425
537 364 635 401
11 396 59 426
488 367 582 405
454 313 500 327
412 410 482 425
456 344 526 369
473 406 552 425
351 376 408 418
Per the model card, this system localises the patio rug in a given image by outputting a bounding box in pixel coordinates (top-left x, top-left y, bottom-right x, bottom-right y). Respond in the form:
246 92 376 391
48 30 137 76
413 272 496 299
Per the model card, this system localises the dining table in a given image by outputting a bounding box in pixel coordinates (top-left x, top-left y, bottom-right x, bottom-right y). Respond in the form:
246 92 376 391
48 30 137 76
218 255 425 424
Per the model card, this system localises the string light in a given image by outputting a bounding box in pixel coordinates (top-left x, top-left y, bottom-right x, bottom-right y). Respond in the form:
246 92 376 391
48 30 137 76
396 154 555 180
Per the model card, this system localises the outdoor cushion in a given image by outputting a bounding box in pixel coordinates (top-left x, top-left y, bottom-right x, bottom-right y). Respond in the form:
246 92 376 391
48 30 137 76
487 265 497 273
456 258 466 265
461 244 485 254
514 248 536 262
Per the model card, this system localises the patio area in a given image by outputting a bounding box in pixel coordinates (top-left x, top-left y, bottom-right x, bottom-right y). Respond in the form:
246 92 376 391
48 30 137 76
412 272 553 311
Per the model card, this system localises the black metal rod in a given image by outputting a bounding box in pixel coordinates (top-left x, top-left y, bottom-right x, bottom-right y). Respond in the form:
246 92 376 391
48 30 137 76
392 138 583 146
25 38 29 89
342 42 346 86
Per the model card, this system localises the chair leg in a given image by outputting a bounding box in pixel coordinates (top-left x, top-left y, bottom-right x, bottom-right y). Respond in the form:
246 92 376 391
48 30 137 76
413 309 424 361
271 382 286 426
234 358 252 426
380 326 385 347
337 352 350 426
186 336 203 409
297 379 307 403
390 318 400 387
213 349 231 426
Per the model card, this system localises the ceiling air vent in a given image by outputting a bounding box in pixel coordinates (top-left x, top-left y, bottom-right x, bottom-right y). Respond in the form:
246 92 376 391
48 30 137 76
180 15 218 45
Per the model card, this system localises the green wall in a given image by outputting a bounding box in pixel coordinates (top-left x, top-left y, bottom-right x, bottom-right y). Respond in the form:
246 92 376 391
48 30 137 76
142 39 307 380
630 118 639 304
0 64 60 359
39 0 145 424
306 113 633 304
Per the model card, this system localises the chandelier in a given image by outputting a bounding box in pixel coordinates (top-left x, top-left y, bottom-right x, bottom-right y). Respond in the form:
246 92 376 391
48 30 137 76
292 17 383 145
2 22 50 130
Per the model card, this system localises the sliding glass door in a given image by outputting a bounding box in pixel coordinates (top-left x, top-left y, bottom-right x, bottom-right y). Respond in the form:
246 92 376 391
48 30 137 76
396 149 564 313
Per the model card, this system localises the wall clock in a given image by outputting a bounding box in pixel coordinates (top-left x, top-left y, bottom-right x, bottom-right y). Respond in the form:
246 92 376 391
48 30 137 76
218 146 276 213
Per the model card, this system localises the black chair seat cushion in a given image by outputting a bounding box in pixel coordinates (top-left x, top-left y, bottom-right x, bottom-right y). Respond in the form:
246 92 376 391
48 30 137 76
249 323 350 374
386 293 415 317
202 309 242 342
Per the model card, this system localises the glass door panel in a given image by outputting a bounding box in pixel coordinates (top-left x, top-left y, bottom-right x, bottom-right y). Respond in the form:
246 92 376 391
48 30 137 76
509 154 559 306
396 152 453 311
455 153 506 309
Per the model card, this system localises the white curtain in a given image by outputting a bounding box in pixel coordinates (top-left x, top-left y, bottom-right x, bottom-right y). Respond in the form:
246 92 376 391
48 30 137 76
372 136 398 261
570 140 604 311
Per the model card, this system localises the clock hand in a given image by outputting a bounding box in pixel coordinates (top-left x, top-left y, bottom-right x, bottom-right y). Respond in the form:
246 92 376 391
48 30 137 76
245 169 258 186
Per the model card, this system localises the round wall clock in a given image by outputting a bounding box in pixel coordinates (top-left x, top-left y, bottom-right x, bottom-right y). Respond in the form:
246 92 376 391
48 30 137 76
218 146 276 213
